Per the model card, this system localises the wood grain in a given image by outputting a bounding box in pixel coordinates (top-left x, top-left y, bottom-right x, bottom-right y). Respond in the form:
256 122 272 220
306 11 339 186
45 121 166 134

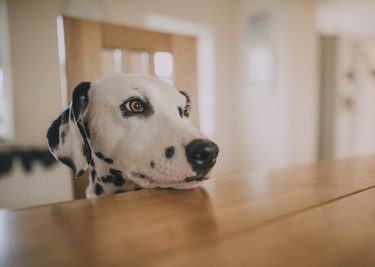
1 155 375 266
103 23 171 52
63 17 102 94
63 17 102 199
148 51 155 76
157 186 375 267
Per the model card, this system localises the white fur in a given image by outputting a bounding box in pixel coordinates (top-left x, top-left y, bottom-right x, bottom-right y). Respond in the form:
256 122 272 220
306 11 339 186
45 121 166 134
49 74 217 197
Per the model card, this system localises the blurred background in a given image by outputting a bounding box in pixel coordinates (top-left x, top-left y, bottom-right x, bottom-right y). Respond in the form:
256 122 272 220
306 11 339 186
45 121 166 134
1 0 375 209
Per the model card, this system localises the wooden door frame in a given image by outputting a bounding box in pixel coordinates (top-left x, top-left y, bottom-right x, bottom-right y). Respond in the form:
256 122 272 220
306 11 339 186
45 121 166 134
61 16 199 199
318 36 337 161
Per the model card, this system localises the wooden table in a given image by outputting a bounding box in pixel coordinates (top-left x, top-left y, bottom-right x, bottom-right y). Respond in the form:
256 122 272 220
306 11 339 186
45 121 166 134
1 155 375 267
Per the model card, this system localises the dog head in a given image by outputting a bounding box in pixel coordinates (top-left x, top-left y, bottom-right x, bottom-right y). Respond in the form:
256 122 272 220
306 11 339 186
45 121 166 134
47 74 219 194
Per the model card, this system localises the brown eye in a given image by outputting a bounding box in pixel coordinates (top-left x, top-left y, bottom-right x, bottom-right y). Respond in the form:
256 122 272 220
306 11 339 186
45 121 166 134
126 99 144 113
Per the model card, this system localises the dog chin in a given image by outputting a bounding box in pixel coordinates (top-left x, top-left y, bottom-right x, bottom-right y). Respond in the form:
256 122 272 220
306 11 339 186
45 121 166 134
129 171 209 189
165 180 206 189
151 179 206 190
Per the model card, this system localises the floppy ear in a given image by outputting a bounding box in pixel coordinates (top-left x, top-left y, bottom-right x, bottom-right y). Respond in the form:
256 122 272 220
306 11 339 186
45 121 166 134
46 82 92 177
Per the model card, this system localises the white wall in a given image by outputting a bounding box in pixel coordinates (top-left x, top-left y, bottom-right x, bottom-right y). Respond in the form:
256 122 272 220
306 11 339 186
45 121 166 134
235 0 318 171
7 0 63 146
316 0 375 37
353 41 375 155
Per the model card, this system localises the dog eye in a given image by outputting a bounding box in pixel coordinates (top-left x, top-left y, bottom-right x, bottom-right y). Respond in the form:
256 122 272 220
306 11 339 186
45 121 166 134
120 97 153 119
126 99 144 113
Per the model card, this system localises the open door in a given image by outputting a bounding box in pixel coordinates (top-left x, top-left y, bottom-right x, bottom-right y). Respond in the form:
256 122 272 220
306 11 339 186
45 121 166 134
60 16 199 199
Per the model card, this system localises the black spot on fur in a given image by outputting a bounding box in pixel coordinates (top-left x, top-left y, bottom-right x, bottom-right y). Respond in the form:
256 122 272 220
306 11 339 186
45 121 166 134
104 157 114 164
102 175 113 183
178 107 183 118
82 144 91 164
58 156 76 173
76 169 85 177
95 183 103 196
61 108 70 124
150 161 155 168
179 91 191 118
101 169 123 184
71 82 93 165
113 174 125 187
91 169 96 182
115 189 125 194
110 168 122 175
165 146 175 159
70 107 74 121
106 169 126 187
60 131 66 144
72 82 91 120
47 115 63 150
95 152 114 164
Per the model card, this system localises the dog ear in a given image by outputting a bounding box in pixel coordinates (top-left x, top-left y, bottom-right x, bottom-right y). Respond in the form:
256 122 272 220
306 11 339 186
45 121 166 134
46 82 92 177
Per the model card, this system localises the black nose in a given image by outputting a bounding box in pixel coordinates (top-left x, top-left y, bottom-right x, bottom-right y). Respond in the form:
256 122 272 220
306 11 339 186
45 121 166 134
185 139 219 174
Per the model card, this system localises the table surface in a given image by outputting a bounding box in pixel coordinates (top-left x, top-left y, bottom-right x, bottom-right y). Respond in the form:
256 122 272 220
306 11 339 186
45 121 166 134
1 155 375 267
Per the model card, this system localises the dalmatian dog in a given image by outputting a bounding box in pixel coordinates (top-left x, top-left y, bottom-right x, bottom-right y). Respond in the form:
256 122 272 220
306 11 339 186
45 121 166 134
46 74 219 198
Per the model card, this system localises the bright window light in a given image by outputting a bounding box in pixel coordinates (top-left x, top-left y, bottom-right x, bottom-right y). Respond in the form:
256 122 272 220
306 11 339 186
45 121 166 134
154 52 174 78
113 48 122 74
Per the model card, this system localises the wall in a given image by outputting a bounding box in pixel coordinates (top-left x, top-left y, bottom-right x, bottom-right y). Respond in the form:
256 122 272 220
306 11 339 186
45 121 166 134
7 0 63 146
316 0 375 37
235 0 318 171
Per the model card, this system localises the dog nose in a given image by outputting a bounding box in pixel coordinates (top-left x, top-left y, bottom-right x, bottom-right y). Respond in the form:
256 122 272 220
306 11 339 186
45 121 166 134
185 139 219 173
